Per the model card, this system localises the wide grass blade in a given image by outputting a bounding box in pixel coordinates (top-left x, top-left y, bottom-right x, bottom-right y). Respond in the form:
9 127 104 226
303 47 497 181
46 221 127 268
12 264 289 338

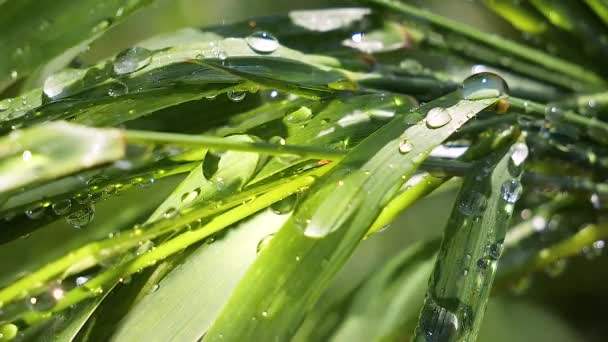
203 89 501 341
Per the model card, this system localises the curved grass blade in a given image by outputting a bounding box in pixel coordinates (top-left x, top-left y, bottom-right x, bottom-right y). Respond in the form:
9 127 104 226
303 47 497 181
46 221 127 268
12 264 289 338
203 90 501 341
0 37 347 130
413 142 522 342
0 0 154 91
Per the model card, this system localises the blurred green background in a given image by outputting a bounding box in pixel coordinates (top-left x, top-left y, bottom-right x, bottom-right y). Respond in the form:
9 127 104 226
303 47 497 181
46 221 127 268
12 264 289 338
3 0 607 341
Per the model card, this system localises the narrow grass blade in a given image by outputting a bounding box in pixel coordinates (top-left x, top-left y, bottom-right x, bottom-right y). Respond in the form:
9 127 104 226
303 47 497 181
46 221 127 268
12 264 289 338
203 90 500 341
330 240 439 342
413 142 522 342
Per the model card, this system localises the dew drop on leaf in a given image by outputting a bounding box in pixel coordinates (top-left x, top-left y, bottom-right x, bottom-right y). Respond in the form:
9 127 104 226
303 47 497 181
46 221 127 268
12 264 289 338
246 31 280 53
510 142 529 167
501 179 523 204
227 90 247 102
271 194 298 215
458 191 487 216
477 257 491 270
399 138 414 154
488 241 504 260
461 72 508 100
52 199 72 216
256 233 275 254
181 188 200 204
418 297 460 341
25 205 45 220
163 207 178 219
66 204 95 228
113 47 153 75
426 107 452 129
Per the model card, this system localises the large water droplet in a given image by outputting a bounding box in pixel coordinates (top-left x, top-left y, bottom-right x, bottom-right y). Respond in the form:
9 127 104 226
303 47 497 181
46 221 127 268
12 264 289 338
399 138 414 154
488 241 504 260
107 82 128 97
163 207 178 219
66 204 95 228
458 191 487 216
426 107 452 129
418 298 460 342
461 72 508 100
227 90 246 102
246 31 280 53
113 47 153 75
477 257 491 270
501 179 523 204
52 199 72 216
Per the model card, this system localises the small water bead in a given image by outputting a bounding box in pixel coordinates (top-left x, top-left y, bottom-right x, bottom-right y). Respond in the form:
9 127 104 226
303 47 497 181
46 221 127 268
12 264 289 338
52 199 72 216
488 241 504 260
398 138 414 154
461 72 509 100
66 204 95 228
458 191 487 217
107 82 128 97
271 194 298 215
25 206 45 220
501 179 523 204
246 31 280 53
426 107 452 129
113 47 153 75
181 188 200 204
256 234 275 254
163 207 178 219
284 106 313 124
477 257 491 270
139 178 155 188
545 104 563 122
227 90 247 102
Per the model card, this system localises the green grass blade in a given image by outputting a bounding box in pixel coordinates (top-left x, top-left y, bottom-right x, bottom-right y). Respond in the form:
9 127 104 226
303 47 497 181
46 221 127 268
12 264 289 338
203 90 500 341
0 122 125 195
330 240 439 342
0 0 154 91
110 210 289 341
413 142 522 342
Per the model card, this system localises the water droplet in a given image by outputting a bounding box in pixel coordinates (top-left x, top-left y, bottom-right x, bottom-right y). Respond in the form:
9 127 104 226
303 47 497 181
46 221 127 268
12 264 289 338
113 47 153 75
418 298 460 341
461 72 509 100
283 106 312 124
399 138 414 154
246 31 280 53
0 323 19 341
66 204 95 228
22 150 32 161
269 136 286 146
501 179 523 204
458 191 487 216
160 207 178 219
271 194 297 215
477 257 491 270
180 188 200 204
227 90 246 102
545 104 563 122
510 142 529 167
52 199 72 216
488 241 504 260
256 234 275 254
532 215 546 231
10 70 18 80
107 82 128 97
92 19 111 33
28 291 58 311
25 205 45 219
426 107 452 129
